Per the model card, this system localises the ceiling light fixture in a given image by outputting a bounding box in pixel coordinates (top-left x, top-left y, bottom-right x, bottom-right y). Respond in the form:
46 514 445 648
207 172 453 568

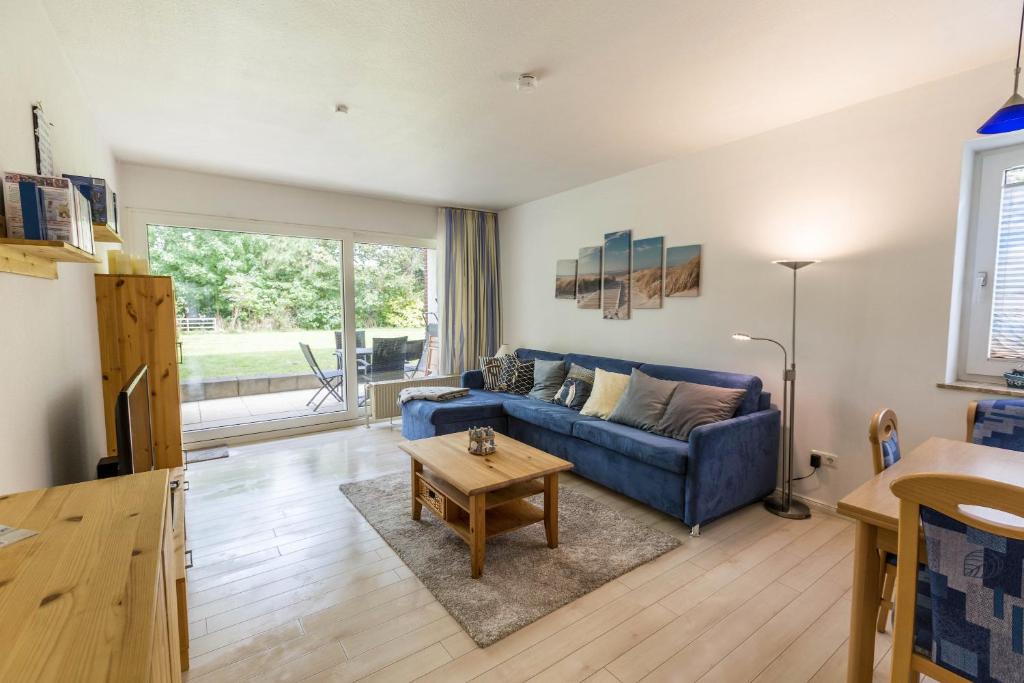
516 73 538 93
978 1 1024 134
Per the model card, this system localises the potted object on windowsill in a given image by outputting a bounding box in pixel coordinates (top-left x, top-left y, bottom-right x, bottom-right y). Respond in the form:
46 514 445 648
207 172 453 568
1004 366 1024 389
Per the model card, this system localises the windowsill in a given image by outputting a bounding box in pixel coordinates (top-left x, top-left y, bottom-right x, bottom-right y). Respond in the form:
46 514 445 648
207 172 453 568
936 380 1024 398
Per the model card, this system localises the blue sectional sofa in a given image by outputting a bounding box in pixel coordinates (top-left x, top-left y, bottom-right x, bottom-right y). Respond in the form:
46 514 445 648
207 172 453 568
401 348 780 532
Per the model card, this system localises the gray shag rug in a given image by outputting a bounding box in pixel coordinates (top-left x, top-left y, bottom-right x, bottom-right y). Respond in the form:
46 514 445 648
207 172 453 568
339 473 681 647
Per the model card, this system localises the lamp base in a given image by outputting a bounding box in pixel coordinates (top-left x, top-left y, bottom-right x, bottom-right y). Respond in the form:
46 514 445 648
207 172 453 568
763 492 811 520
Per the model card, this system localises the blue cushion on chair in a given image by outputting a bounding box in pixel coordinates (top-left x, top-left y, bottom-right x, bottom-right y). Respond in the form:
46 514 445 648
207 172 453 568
881 432 901 469
501 398 599 436
972 399 1024 453
572 420 688 474
916 505 1024 681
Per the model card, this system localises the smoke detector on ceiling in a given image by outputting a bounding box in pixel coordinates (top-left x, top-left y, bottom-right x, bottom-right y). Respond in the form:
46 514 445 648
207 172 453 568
516 73 538 93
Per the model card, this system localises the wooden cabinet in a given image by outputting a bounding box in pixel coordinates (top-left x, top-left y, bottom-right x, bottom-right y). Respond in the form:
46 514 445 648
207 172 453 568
95 274 183 469
170 467 190 670
0 471 183 682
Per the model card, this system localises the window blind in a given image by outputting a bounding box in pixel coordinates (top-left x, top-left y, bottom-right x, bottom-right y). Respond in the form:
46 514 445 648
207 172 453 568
989 169 1024 360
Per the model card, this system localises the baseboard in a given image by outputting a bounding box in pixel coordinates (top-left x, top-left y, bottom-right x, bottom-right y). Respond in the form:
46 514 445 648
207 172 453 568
773 487 839 516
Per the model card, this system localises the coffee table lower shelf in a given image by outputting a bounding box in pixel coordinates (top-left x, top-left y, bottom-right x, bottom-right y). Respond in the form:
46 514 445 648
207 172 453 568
413 468 556 577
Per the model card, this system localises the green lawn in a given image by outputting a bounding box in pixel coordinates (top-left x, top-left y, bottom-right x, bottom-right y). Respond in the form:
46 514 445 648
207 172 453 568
179 328 425 381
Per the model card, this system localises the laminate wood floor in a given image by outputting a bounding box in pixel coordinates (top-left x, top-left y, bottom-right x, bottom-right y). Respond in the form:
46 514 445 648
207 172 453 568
181 424 892 683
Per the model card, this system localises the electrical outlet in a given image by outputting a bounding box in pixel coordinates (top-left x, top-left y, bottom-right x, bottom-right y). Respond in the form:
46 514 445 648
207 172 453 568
812 450 839 468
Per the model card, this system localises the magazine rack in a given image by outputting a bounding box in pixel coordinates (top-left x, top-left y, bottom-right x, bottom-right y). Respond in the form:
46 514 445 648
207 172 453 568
0 237 100 279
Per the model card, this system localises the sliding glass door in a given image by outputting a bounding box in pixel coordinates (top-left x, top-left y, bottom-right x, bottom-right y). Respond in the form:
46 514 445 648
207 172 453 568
145 220 438 445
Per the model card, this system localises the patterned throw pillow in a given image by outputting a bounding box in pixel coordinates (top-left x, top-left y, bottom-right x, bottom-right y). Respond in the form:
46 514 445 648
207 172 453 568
504 357 536 395
479 356 504 391
552 364 595 410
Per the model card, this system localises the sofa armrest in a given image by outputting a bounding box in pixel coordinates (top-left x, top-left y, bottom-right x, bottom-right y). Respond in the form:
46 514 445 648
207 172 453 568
461 370 485 389
684 408 780 527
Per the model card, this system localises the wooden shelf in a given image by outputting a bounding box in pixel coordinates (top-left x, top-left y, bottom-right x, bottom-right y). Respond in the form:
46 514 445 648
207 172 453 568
93 223 123 243
446 499 545 540
0 238 99 279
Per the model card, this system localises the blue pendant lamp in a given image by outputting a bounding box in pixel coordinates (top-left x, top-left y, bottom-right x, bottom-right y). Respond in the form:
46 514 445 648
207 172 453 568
979 2 1024 134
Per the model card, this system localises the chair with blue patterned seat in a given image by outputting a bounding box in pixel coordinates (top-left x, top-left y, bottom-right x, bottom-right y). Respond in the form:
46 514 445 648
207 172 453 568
967 399 1024 452
869 408 902 632
890 473 1024 682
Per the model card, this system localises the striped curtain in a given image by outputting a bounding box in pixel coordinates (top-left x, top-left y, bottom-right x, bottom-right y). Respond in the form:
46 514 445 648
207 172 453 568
440 207 502 375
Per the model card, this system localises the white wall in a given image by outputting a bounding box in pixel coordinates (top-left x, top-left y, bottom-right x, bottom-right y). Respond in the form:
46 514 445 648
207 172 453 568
0 1 118 493
500 61 1011 507
117 163 437 252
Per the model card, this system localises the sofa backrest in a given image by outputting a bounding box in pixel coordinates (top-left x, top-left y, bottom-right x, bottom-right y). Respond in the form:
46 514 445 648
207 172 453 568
515 348 765 416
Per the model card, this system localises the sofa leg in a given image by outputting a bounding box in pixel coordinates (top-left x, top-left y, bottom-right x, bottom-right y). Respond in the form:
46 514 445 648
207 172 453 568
689 523 700 537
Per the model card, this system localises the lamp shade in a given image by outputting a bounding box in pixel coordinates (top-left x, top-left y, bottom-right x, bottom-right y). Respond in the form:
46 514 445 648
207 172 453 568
978 94 1024 134
732 333 752 341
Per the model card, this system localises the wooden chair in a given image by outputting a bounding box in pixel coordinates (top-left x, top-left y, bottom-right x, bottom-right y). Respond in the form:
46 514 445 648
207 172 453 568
868 408 901 632
966 399 1024 451
890 473 1024 682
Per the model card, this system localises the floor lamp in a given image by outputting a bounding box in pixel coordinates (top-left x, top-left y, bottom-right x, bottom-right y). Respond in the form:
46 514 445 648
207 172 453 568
732 259 817 520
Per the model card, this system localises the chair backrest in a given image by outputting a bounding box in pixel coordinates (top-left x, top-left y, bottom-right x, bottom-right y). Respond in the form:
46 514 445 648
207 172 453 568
371 336 407 377
868 408 901 475
967 399 1024 452
890 473 1024 682
355 330 366 348
299 342 325 379
405 339 425 362
334 331 344 351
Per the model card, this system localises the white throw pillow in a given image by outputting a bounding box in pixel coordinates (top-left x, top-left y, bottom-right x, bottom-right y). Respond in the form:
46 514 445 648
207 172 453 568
580 368 631 419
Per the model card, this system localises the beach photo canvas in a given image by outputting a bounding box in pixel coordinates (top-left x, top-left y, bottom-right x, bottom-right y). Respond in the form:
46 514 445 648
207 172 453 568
665 244 701 297
602 230 631 319
631 236 664 309
556 259 578 299
576 246 602 309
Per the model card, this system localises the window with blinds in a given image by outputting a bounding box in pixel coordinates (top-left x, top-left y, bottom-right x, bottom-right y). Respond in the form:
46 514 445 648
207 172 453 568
989 165 1024 360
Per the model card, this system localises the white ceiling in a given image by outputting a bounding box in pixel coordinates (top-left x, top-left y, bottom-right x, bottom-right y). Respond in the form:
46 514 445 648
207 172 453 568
43 0 1019 210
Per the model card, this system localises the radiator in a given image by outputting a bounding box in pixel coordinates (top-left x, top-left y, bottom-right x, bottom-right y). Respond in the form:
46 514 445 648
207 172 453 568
367 375 461 424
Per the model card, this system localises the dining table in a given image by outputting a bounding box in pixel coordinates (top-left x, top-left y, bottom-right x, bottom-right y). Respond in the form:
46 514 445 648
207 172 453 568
836 436 1024 682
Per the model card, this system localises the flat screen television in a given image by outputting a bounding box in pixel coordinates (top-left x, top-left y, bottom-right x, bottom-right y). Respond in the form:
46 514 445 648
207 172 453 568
115 364 155 476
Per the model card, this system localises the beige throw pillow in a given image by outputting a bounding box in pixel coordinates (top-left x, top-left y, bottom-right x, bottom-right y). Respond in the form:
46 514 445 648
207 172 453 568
580 368 632 419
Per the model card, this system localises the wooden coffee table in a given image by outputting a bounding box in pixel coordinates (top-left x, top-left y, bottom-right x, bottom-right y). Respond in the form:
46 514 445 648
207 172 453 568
399 431 573 578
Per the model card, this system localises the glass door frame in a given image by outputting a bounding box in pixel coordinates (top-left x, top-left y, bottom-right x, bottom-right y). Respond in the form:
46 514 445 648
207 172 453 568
127 207 436 447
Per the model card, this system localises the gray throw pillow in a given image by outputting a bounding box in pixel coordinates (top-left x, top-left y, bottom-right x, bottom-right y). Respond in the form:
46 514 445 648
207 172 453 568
528 359 567 401
606 369 678 431
654 380 746 441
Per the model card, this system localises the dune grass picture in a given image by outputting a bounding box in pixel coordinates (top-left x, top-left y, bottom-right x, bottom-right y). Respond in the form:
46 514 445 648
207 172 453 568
556 259 578 299
665 244 701 297
602 230 631 319
631 236 664 309
577 246 602 309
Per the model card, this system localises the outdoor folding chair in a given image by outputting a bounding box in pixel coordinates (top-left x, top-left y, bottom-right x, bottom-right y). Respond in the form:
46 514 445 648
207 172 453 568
300 342 344 411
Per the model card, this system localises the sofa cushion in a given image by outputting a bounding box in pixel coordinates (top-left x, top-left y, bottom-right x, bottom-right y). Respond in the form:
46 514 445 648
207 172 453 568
572 420 689 474
402 389 524 425
607 368 678 431
655 380 746 441
503 398 600 436
580 368 631 419
638 363 763 416
528 359 568 402
552 364 595 410
479 356 504 391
